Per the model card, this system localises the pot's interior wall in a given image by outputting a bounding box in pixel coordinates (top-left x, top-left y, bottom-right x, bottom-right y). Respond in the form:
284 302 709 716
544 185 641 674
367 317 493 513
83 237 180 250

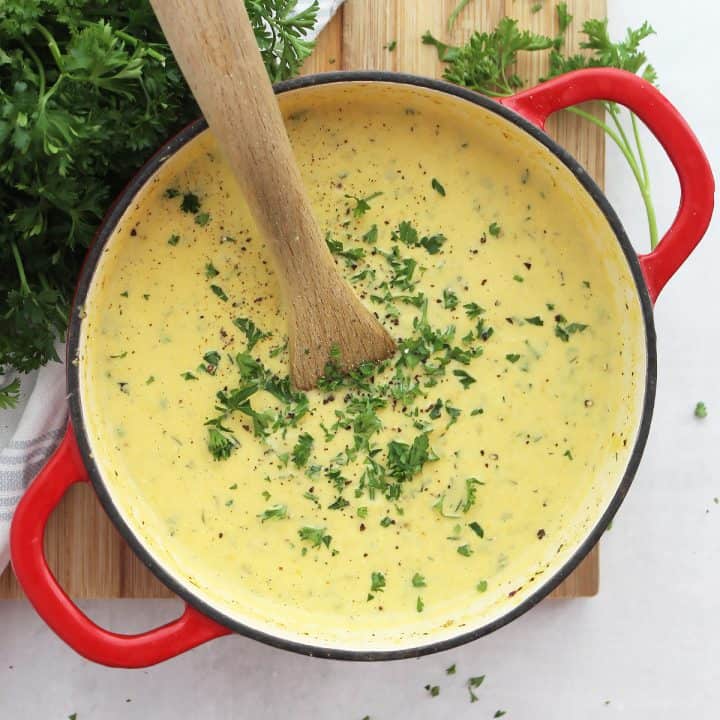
78 82 647 652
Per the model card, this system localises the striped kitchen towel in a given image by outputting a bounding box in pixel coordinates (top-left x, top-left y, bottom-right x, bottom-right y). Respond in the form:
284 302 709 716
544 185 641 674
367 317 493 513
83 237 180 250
0 360 67 572
0 0 344 576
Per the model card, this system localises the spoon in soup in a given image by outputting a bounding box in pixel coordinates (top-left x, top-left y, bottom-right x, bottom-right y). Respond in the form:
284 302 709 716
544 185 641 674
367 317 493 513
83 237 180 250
149 0 396 390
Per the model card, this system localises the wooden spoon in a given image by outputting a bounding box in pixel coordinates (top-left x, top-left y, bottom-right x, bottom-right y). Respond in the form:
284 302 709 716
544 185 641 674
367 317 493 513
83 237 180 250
150 0 396 389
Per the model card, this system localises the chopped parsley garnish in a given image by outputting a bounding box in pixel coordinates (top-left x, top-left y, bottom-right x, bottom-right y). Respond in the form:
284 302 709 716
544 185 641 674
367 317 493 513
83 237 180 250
468 675 485 703
326 233 366 265
695 401 708 419
380 516 394 527
298 526 331 549
469 521 484 537
488 222 501 237
513 274 524 282
416 596 425 612
420 234 447 254
463 302 485 319
233 317 269 351
205 262 219 278
463 478 482 512
370 571 386 593
525 315 544 325
269 338 289 358
210 284 228 301
207 423 239 461
328 497 350 511
258 504 287 522
362 224 379 244
202 351 221 373
506 353 520 363
165 187 180 199
145 376 155 385
194 212 211 226
443 288 459 309
357 506 368 518
387 434 432 484
291 433 314 468
446 664 457 675
453 369 476 388
181 371 198 381
345 191 383 218
386 39 397 51
431 178 446 196
494 712 507 718
457 544 473 557
563 449 573 460
477 580 488 592
109 351 127 359
180 192 200 213
168 234 180 246
391 221 446 254
412 573 427 588
425 685 440 698
554 314 588 342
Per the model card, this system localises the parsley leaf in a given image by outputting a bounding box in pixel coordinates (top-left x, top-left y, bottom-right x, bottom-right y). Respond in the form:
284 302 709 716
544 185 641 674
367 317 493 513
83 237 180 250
298 526 331 549
412 573 427 587
291 432 314 468
258 504 288 522
345 191 383 218
370 571 386 593
431 178 446 196
443 289 459 310
387 434 432 484
233 317 270 350
181 192 201 214
453 369 476 388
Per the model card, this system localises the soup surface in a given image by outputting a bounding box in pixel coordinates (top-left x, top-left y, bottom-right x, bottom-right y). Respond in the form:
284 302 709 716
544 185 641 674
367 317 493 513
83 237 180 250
79 83 645 650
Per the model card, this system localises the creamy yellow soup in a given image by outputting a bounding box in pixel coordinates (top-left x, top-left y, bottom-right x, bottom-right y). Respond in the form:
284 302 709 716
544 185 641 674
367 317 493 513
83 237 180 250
79 83 645 651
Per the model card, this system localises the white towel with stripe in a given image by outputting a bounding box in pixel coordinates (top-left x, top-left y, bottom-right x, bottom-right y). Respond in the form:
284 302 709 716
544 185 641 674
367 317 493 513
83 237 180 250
0 0 343 576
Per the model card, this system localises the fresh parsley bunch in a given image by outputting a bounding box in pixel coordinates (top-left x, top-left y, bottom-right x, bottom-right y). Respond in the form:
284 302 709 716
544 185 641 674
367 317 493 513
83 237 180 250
0 0 319 407
425 3 660 253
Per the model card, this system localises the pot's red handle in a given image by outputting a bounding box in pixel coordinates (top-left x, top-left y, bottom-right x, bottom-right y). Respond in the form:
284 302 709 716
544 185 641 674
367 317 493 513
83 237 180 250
10 423 231 668
500 68 714 303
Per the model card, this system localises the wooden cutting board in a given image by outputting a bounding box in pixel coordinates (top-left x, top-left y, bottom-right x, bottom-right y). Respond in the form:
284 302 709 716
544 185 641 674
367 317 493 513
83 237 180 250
0 0 604 600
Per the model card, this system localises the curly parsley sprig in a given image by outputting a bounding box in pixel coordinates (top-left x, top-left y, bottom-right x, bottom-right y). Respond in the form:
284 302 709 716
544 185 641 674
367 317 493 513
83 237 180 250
425 3 660 249
0 0 319 407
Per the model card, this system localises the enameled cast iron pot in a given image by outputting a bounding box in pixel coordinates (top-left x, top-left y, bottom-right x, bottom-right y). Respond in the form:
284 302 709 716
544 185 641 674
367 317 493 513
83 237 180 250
10 69 714 668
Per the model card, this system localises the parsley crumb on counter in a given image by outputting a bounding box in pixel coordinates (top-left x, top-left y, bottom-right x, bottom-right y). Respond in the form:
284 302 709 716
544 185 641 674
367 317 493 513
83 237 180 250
695 402 708 419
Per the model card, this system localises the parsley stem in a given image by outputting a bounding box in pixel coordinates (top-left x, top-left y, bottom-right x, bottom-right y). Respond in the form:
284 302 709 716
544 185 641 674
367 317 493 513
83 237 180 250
19 39 46 98
112 28 167 63
568 105 658 250
448 0 473 30
630 111 659 248
32 23 63 68
10 242 30 294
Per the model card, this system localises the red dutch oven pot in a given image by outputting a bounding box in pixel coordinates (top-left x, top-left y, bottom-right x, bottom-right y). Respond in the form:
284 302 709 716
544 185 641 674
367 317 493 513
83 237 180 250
10 68 715 667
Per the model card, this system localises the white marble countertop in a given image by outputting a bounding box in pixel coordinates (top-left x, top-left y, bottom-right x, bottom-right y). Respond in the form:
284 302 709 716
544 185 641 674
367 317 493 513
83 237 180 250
2 1 718 717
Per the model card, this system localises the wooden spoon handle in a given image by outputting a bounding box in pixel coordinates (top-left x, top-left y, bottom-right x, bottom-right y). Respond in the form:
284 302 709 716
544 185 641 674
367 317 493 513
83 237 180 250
149 0 330 282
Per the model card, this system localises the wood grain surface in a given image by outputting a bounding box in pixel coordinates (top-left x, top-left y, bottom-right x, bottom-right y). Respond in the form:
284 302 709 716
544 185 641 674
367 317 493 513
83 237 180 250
0 0 604 600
